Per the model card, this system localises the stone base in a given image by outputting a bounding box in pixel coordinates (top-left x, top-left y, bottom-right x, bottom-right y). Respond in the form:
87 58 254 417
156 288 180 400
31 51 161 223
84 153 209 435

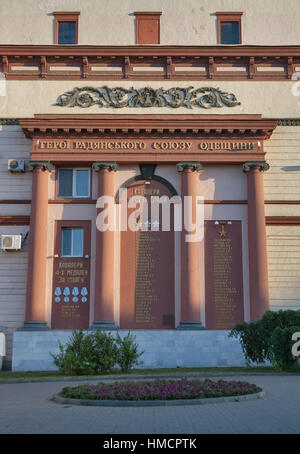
12 329 254 371
17 321 49 331
176 321 205 330
89 321 118 330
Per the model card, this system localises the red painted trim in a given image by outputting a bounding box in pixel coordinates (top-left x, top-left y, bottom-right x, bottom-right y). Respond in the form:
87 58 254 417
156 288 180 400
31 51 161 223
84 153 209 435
1 44 299 56
53 12 80 45
265 200 300 204
266 216 300 225
0 216 30 225
48 199 96 204
134 12 162 45
1 44 299 80
0 200 31 204
19 114 278 141
216 12 243 45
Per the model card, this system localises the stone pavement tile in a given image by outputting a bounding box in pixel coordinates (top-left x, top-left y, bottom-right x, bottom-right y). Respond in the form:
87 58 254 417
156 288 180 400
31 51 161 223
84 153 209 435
0 376 299 434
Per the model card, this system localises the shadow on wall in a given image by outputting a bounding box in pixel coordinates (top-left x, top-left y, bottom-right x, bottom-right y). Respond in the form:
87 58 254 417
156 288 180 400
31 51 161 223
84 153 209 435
281 166 300 171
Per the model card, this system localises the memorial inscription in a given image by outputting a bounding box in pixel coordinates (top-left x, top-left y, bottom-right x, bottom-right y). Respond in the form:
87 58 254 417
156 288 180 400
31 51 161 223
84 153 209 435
51 221 91 330
120 180 175 329
205 221 244 329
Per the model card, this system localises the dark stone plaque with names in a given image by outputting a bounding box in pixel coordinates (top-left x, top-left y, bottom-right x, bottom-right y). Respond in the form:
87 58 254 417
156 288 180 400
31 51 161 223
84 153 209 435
205 221 244 330
120 179 175 329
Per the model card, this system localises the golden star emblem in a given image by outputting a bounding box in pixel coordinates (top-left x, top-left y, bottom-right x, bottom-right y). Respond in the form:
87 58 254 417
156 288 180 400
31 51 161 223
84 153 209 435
218 225 227 237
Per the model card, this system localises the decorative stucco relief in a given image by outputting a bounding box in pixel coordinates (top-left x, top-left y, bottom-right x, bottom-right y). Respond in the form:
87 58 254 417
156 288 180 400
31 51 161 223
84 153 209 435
55 86 241 109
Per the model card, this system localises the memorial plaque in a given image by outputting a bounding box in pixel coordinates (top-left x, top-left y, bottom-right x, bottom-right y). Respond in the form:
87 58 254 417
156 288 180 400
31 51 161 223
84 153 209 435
51 221 91 329
205 221 244 329
120 179 175 329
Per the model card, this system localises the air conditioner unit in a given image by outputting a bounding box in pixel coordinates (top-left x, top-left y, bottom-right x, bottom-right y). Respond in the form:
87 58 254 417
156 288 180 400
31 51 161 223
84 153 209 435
8 159 25 172
1 234 22 250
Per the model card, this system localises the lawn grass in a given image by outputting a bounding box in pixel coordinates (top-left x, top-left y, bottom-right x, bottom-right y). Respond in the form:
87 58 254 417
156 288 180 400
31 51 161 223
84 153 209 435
0 365 300 382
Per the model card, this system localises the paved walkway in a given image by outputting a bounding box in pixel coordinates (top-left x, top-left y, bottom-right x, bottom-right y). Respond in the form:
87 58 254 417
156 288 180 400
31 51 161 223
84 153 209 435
0 375 299 434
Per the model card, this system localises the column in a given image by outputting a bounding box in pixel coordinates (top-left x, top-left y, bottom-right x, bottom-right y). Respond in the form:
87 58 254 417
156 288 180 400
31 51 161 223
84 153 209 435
91 162 118 330
243 161 270 321
21 161 54 330
176 162 204 329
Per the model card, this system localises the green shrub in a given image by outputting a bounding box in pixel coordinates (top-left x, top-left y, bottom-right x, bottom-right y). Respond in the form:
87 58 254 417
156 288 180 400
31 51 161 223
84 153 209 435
51 329 118 375
228 321 266 365
115 331 144 372
229 310 300 370
90 329 119 373
51 329 96 375
269 326 300 370
51 329 144 375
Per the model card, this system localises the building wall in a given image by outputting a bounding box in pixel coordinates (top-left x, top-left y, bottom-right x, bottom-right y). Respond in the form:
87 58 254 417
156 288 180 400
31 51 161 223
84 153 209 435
0 0 300 368
0 125 31 366
1 123 300 365
0 0 299 45
0 226 28 364
0 125 32 200
264 126 300 203
1 80 300 118
264 126 300 312
267 226 300 311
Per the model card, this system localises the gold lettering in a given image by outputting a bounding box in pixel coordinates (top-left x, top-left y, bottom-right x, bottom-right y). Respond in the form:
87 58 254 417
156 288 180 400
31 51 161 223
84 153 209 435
39 141 47 149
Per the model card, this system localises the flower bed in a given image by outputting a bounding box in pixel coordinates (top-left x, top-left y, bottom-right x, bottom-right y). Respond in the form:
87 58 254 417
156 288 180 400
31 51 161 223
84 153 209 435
60 378 262 401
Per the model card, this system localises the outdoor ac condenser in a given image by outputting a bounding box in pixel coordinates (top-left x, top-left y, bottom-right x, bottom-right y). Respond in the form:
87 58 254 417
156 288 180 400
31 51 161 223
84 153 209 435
8 159 25 172
0 234 22 250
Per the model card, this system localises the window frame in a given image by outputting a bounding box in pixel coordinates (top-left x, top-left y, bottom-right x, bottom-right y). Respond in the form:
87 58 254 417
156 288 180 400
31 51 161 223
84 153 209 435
216 12 243 45
53 12 80 45
57 167 91 199
61 227 84 257
134 12 162 45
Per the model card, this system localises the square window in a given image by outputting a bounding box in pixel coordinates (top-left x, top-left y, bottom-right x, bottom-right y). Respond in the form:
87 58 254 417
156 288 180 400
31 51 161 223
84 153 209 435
220 22 239 44
61 228 72 256
216 12 243 45
58 169 73 197
61 228 83 257
58 21 77 44
58 168 90 198
75 169 89 197
53 12 80 45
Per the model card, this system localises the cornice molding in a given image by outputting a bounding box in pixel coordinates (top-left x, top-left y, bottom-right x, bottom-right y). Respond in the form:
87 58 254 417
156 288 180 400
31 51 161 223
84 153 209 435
0 119 19 125
1 45 300 56
278 119 300 126
2 118 300 127
19 114 278 140
1 45 300 81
